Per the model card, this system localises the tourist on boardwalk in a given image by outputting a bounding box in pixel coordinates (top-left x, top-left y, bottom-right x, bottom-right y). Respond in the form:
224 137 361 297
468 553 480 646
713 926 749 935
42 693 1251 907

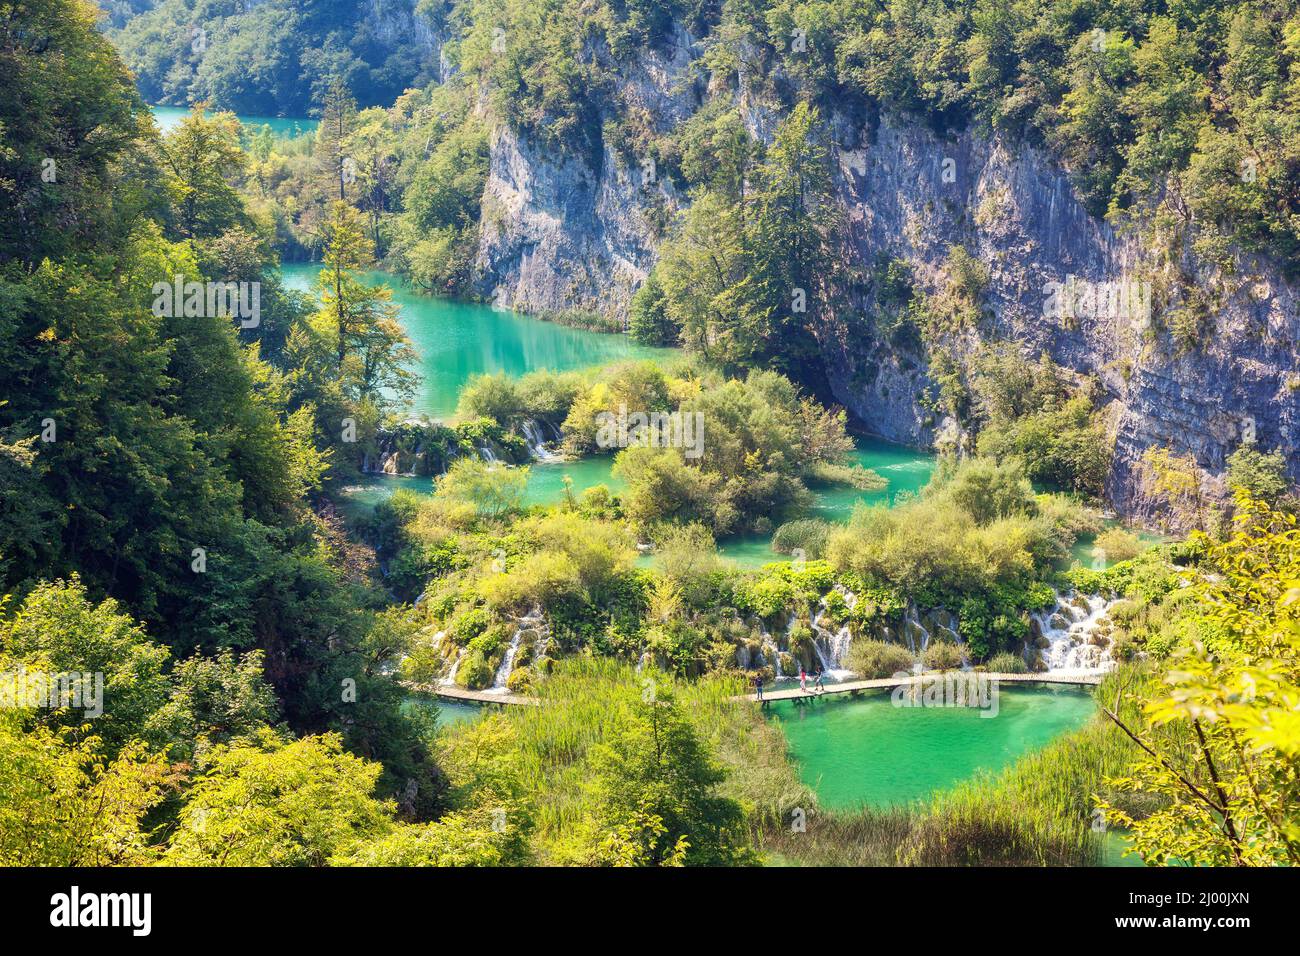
755 673 764 701
813 668 826 694
799 668 807 693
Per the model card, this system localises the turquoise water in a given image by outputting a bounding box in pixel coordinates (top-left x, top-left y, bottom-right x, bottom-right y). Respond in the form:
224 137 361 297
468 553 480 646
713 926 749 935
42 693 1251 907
768 685 1097 810
811 440 935 519
339 455 625 518
1066 526 1170 570
400 694 483 727
150 104 318 139
1102 828 1145 867
281 263 675 420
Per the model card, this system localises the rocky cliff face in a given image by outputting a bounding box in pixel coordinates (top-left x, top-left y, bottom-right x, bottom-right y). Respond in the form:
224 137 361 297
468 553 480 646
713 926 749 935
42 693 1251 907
472 26 700 323
824 112 1300 525
466 39 1300 525
368 0 442 55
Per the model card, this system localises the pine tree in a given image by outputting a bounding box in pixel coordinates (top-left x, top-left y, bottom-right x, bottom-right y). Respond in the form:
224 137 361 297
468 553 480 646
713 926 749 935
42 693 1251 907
315 78 358 203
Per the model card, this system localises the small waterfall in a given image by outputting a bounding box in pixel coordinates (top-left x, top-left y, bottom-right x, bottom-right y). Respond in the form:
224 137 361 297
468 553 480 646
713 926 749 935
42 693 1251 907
810 623 853 679
809 589 857 681
521 419 559 461
441 647 466 687
783 612 799 676
1029 589 1119 673
489 627 525 692
925 609 969 669
763 639 783 678
900 605 931 654
488 607 545 693
759 624 784 679
478 445 498 463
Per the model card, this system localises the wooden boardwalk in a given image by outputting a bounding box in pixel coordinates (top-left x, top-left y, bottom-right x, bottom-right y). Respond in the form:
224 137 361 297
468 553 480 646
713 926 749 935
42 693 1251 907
401 681 538 707
403 671 1102 709
745 672 1103 704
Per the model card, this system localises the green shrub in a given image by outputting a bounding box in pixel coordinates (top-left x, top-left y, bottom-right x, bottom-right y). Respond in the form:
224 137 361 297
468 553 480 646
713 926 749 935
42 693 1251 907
985 651 1028 674
1093 527 1143 563
786 621 817 671
771 519 833 559
452 606 491 644
457 650 494 690
821 588 850 626
469 622 511 657
921 641 963 671
506 665 533 695
846 640 915 679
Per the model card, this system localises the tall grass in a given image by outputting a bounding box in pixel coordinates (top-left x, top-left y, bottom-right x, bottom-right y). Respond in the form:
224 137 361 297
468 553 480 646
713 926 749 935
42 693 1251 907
437 658 810 856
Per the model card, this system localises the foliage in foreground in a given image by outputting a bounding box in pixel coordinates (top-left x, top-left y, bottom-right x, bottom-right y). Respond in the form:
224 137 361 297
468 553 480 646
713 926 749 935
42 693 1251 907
1099 495 1300 865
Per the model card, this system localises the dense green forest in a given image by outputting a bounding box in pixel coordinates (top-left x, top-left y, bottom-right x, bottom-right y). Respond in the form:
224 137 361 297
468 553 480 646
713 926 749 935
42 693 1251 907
0 0 1295 868
108 0 436 114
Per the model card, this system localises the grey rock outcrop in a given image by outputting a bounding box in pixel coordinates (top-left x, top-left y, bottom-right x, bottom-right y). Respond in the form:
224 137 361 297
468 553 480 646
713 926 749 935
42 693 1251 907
463 34 1300 526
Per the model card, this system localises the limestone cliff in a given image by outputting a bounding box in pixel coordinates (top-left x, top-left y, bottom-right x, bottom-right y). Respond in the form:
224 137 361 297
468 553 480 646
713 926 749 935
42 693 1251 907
464 35 1300 526
472 25 700 322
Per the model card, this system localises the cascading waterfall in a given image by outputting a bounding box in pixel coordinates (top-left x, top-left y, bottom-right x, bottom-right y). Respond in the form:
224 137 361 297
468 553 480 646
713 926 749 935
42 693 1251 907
759 624 784 678
478 445 498 463
489 607 545 692
521 419 559 460
489 628 525 692
809 586 859 681
779 613 801 677
900 605 932 655
751 583 1123 682
1029 589 1119 673
441 647 466 686
809 611 854 679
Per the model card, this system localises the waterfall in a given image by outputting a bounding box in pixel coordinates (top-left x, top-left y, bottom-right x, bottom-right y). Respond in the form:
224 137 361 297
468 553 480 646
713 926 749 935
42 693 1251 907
521 419 559 461
1029 589 1119 674
783 612 799 677
478 445 498 463
441 648 466 687
488 607 545 693
759 624 784 679
900 605 931 654
489 627 525 692
809 593 856 681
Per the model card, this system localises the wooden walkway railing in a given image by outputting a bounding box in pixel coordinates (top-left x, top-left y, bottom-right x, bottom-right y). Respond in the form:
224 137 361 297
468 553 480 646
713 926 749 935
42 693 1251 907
745 671 1103 704
403 671 1102 708
401 681 538 706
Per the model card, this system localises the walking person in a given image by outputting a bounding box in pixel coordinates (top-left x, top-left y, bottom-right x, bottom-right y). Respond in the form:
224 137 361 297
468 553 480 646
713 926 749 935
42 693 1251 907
755 672 764 702
814 667 826 694
799 668 807 693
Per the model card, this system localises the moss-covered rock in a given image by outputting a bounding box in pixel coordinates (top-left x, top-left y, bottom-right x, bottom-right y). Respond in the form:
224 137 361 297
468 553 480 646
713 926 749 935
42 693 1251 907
457 649 493 690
